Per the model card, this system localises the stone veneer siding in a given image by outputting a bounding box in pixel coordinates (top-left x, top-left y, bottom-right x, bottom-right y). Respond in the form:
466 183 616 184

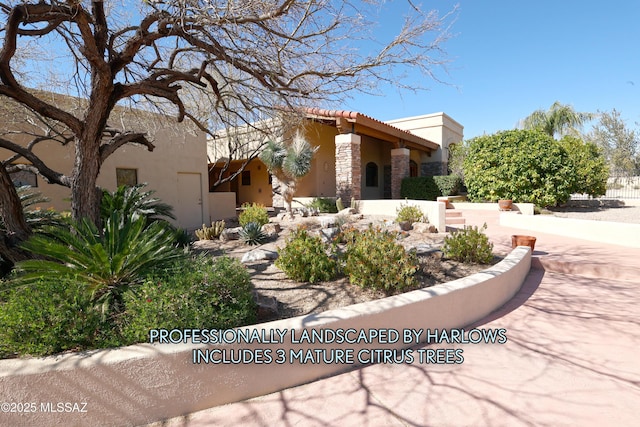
391 148 410 199
421 161 447 176
335 134 361 203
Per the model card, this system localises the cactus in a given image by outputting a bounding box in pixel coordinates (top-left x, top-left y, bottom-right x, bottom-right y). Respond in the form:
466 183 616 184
195 220 226 240
335 198 344 212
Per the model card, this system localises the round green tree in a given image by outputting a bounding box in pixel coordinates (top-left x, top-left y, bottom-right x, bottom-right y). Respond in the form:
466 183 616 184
559 135 609 197
463 129 574 207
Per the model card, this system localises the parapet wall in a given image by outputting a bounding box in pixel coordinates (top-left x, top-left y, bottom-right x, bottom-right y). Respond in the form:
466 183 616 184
0 247 531 427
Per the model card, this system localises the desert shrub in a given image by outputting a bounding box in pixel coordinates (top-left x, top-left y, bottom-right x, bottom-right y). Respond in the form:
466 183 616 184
121 256 256 342
463 129 574 207
276 228 337 283
238 203 270 227
396 201 425 223
433 175 462 196
400 176 440 200
442 224 494 264
239 222 267 246
342 226 418 294
307 197 338 213
0 278 115 358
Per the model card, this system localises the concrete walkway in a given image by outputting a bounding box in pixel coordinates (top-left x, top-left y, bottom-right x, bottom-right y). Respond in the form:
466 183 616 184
150 211 640 427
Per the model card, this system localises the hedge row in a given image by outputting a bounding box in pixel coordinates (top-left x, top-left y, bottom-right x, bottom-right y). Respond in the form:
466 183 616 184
400 175 462 200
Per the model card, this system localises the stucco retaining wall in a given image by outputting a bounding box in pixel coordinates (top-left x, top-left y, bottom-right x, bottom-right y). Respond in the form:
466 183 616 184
500 213 640 248
359 199 446 233
0 247 531 427
451 202 535 215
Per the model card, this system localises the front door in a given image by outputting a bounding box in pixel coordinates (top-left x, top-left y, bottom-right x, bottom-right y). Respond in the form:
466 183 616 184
176 172 203 230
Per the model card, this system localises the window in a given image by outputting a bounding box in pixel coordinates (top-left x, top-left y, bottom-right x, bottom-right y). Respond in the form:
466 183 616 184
365 162 378 187
116 168 138 187
242 170 251 186
10 169 37 187
10 171 38 187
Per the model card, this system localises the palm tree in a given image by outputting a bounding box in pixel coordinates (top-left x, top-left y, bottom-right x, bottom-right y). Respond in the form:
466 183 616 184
520 101 595 139
260 131 317 217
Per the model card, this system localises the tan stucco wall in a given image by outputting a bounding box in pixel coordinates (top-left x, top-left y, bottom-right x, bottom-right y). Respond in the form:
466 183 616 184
2 120 209 230
387 112 464 166
0 247 531 427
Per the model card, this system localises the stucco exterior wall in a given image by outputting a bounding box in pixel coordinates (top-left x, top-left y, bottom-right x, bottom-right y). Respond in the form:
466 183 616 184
2 121 209 230
387 112 464 173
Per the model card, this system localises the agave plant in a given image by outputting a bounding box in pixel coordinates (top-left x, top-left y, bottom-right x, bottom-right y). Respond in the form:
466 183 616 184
239 222 267 246
14 211 185 316
100 184 175 227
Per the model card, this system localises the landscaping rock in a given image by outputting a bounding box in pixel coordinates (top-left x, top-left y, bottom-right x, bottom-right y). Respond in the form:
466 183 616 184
277 212 288 221
411 244 442 255
220 227 241 241
338 207 356 216
428 225 438 233
398 221 412 231
241 249 279 263
253 293 279 319
319 216 338 228
412 222 432 233
261 223 281 237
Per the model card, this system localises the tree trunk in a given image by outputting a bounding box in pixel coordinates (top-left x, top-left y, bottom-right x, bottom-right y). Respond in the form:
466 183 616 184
0 161 31 269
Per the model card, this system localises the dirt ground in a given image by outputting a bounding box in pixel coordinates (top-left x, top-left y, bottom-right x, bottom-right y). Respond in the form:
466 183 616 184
193 213 501 322
547 199 640 223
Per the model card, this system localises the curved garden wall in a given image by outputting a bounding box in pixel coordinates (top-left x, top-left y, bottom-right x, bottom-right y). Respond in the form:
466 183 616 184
0 247 531 427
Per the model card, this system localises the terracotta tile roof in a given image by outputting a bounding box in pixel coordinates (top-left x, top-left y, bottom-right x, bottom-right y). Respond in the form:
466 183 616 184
304 107 438 151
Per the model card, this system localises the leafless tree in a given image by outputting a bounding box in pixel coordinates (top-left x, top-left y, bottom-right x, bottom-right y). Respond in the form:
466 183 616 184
0 0 454 231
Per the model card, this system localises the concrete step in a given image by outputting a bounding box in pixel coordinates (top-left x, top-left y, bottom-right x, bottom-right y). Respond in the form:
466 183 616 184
445 217 466 225
445 211 463 218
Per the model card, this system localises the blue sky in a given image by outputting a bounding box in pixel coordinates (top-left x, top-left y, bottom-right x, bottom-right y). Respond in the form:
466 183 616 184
344 1 640 139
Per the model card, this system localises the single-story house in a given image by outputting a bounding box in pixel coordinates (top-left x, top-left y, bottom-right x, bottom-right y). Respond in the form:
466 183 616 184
207 109 463 213
1 93 210 230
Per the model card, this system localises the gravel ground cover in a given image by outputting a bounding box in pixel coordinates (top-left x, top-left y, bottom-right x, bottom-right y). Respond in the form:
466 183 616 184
548 200 640 223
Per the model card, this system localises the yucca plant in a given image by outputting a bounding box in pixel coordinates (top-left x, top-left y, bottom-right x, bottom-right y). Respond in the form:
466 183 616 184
239 222 267 246
259 131 318 218
100 184 175 227
14 212 185 317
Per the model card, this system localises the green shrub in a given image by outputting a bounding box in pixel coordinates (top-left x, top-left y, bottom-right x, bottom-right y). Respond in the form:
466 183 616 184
307 197 338 213
400 176 440 200
238 203 270 227
442 224 494 264
239 222 267 246
121 256 257 342
0 278 115 358
101 184 175 226
433 175 462 196
559 136 609 197
15 212 185 318
342 226 418 294
463 129 574 207
396 201 425 223
276 228 338 283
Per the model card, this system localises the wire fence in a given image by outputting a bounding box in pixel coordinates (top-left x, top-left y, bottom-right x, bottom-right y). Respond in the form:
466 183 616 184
571 175 640 200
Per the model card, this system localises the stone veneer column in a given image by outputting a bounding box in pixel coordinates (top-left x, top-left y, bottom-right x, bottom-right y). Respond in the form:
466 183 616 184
391 148 410 199
335 133 361 203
